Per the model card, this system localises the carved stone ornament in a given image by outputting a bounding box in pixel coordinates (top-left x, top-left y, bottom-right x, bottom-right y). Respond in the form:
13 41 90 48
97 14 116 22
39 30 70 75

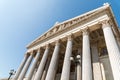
65 23 71 28
60 24 65 30
41 35 46 40
55 40 60 45
46 44 50 49
72 20 77 25
30 50 34 55
46 31 51 37
53 28 57 33
99 20 111 29
67 34 73 41
58 25 62 31
37 48 41 53
82 28 89 36
25 52 30 56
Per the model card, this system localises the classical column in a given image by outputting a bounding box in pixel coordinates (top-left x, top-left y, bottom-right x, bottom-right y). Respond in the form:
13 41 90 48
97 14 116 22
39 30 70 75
91 44 102 80
45 40 60 80
27 49 41 80
82 29 93 80
31 68 37 80
102 20 120 80
60 36 73 80
76 55 81 80
111 25 120 49
34 45 49 80
18 52 34 80
76 61 81 80
13 53 29 80
41 58 51 80
76 48 82 80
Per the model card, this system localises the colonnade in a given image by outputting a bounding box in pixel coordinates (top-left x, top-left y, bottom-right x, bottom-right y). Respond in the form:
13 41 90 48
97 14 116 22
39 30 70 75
13 20 120 80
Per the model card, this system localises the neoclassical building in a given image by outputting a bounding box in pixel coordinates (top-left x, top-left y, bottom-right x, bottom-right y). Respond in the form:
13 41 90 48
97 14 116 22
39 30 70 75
13 3 120 80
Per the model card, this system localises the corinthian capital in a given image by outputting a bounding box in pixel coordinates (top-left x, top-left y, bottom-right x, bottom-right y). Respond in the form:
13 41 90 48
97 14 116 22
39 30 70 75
99 20 111 29
46 44 50 49
28 50 34 56
67 34 73 41
82 28 89 36
55 40 60 45
25 52 30 56
37 47 41 53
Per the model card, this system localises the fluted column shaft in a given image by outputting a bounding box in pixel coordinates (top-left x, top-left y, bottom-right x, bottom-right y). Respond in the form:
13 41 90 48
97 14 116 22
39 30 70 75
45 41 60 80
13 54 29 80
91 44 102 80
41 58 51 80
18 53 34 80
27 49 41 80
102 21 120 80
77 60 81 80
82 29 93 80
34 45 49 80
77 49 82 80
61 36 73 80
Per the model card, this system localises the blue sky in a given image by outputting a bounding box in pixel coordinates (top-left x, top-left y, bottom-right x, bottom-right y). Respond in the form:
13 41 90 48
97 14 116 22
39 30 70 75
0 0 120 78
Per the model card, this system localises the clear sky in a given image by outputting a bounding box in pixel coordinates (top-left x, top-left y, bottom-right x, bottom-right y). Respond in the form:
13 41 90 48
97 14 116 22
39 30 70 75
0 0 120 78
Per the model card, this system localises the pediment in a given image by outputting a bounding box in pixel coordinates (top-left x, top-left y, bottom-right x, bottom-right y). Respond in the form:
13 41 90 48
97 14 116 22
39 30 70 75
27 3 115 49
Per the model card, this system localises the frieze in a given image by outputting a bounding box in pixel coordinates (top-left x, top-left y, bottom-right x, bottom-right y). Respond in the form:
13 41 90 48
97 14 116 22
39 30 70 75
36 12 100 41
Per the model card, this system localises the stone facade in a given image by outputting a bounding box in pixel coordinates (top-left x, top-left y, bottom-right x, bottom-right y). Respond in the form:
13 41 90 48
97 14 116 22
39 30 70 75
12 3 120 80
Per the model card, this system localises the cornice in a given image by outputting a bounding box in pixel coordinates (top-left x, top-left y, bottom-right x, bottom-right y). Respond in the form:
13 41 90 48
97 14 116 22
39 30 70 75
26 3 116 49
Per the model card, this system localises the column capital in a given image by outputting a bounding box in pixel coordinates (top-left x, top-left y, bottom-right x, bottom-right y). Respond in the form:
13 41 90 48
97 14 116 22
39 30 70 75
82 28 89 36
37 48 41 53
26 52 31 56
55 40 61 46
29 50 34 56
24 52 30 56
67 34 73 41
99 20 111 29
46 44 50 49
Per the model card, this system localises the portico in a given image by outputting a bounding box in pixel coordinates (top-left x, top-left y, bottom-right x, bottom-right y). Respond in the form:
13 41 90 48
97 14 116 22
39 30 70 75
13 3 120 80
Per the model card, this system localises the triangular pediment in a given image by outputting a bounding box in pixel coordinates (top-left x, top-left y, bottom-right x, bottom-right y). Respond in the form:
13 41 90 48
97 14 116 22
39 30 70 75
27 3 116 49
